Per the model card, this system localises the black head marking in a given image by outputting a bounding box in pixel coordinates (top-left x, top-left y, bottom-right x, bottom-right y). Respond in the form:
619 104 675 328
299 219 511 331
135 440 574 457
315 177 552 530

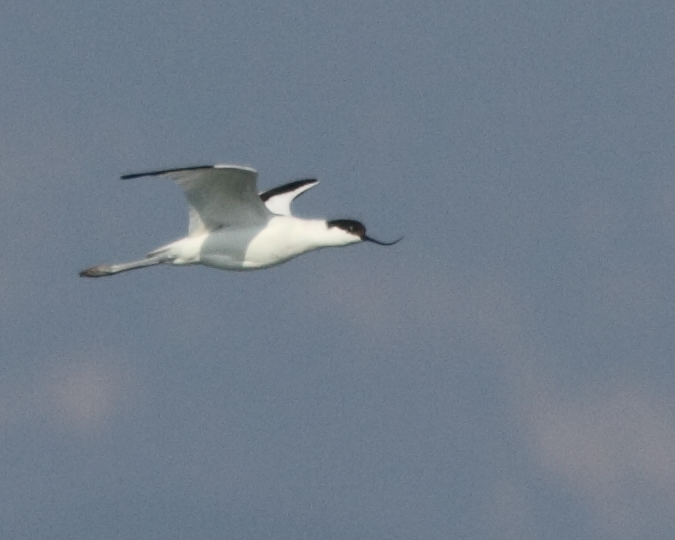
327 219 402 246
327 219 366 238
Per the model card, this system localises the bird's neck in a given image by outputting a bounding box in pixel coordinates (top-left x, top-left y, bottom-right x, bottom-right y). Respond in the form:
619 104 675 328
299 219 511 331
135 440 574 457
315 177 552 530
270 216 342 248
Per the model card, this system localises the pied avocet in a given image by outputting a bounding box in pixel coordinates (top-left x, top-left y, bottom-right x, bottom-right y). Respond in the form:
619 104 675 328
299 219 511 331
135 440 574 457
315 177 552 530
79 165 400 278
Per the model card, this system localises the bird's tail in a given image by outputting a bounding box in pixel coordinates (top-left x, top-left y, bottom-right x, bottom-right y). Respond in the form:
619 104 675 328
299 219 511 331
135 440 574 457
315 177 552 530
79 255 165 278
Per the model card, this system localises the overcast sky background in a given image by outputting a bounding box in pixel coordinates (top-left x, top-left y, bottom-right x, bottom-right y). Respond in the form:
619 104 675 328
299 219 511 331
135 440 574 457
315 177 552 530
2 1 675 538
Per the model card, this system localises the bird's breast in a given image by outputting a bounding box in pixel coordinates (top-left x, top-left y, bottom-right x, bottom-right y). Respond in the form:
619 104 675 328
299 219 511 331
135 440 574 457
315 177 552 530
242 217 324 268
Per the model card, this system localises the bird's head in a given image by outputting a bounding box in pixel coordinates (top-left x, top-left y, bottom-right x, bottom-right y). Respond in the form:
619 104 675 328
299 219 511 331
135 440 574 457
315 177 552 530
326 219 402 246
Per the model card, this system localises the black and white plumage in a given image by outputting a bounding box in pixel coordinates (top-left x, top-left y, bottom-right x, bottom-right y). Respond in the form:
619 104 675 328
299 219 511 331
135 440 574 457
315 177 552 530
80 164 400 278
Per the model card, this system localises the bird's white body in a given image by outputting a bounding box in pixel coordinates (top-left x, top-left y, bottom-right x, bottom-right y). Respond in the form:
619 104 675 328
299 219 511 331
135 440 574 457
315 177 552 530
80 164 399 278
152 216 348 270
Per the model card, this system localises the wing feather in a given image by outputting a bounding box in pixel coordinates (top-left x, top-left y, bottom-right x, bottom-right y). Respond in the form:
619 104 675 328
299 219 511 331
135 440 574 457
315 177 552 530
260 179 319 216
122 165 271 235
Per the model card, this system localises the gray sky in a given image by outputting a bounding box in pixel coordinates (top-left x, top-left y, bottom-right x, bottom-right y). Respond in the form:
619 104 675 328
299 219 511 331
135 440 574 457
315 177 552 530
2 1 675 538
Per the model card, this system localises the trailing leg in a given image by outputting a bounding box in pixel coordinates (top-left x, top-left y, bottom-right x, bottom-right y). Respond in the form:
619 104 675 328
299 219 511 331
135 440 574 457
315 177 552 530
79 255 166 278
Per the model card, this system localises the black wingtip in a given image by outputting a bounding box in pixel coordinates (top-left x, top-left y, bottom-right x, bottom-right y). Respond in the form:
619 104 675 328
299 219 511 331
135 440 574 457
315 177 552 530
121 165 215 180
259 178 319 202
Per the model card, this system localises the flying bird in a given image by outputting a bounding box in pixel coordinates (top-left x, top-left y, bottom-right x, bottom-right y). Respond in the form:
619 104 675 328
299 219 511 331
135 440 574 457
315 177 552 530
79 165 401 278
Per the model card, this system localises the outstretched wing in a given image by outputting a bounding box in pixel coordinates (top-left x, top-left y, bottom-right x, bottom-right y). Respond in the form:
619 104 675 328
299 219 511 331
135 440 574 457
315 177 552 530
122 165 272 236
259 179 319 216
